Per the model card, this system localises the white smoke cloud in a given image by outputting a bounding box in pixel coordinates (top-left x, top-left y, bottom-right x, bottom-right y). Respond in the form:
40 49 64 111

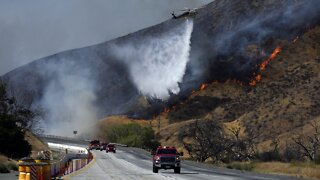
113 20 194 99
39 60 97 136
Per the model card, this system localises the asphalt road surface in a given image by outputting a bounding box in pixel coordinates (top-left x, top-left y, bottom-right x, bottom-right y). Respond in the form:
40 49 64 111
68 146 298 180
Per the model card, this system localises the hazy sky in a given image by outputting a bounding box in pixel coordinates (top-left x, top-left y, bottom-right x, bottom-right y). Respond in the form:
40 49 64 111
0 0 212 75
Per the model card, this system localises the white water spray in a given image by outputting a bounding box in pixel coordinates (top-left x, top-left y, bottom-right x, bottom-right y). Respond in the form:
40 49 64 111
114 20 194 99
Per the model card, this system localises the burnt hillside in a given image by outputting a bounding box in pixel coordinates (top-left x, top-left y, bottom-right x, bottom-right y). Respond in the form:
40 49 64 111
161 25 320 150
184 0 320 89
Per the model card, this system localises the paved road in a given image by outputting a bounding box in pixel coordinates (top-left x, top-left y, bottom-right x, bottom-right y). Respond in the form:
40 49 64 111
68 146 298 180
0 171 19 180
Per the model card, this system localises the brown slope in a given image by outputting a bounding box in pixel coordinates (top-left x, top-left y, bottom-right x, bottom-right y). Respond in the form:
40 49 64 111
159 25 320 151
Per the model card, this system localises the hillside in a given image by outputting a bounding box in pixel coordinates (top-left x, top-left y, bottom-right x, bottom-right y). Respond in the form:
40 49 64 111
159 25 320 152
1 0 320 138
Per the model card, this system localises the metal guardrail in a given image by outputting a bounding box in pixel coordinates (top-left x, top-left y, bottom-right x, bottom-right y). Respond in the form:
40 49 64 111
36 133 90 143
34 134 128 178
31 134 93 178
37 134 129 147
51 152 93 178
114 143 128 147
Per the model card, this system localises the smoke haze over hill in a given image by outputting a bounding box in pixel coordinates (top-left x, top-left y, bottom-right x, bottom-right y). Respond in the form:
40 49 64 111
0 0 211 75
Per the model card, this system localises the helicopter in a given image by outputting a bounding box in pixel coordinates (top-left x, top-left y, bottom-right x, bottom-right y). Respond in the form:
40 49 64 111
171 8 198 19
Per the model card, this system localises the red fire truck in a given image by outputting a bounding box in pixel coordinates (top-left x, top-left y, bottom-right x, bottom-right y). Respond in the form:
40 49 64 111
151 146 183 173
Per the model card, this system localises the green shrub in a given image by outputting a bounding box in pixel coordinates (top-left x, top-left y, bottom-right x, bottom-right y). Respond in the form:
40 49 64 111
107 123 160 150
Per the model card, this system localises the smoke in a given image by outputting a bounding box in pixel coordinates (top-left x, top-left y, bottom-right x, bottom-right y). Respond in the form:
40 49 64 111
187 0 320 84
112 20 194 99
33 20 194 135
36 60 97 136
31 20 194 135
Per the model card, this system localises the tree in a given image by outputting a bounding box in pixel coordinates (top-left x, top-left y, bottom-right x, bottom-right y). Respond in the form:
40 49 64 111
180 120 260 163
182 119 229 163
227 125 259 161
0 115 31 158
292 120 320 162
0 80 43 133
0 82 32 158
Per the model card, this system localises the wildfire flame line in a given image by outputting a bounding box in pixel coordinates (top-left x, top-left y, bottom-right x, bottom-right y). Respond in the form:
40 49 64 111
260 46 282 71
200 83 208 90
161 45 283 114
250 45 282 86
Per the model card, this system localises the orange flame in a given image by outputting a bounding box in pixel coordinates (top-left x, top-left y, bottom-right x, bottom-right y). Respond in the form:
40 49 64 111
260 46 281 71
255 74 262 81
163 107 170 113
200 83 208 90
249 74 262 86
249 80 256 86
249 46 282 86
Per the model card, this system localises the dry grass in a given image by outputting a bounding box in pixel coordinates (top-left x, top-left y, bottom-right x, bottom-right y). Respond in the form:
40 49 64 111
157 119 196 155
223 119 247 138
195 81 245 99
257 116 320 152
253 162 320 179
25 131 49 152
24 131 50 158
